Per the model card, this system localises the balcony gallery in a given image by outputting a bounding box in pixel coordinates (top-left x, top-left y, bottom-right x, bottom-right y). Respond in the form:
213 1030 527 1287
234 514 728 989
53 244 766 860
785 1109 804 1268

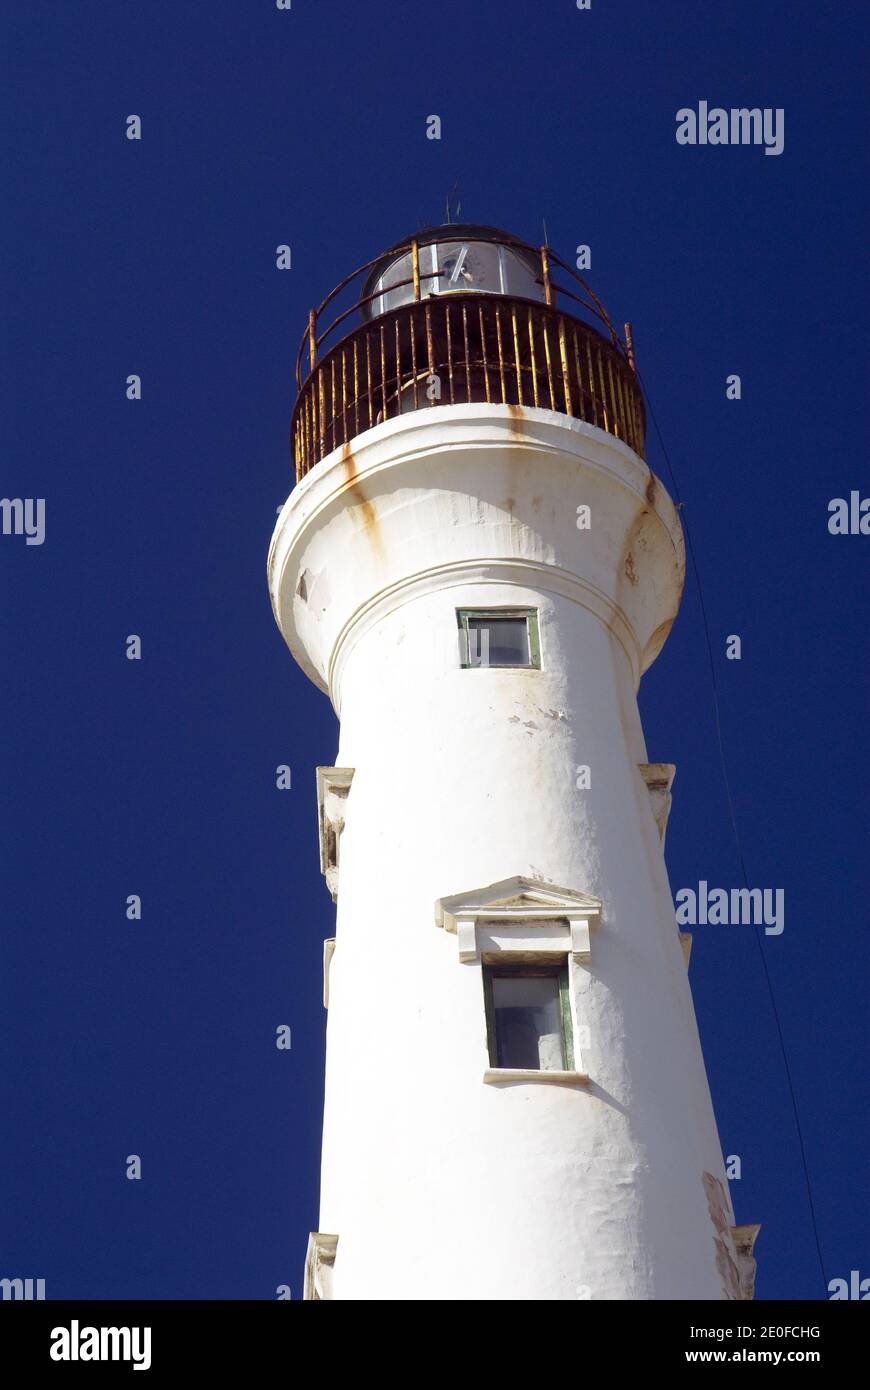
290 228 645 481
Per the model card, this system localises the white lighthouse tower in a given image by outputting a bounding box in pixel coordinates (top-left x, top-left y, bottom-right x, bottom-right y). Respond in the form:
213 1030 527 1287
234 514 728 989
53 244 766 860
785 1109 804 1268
268 225 759 1301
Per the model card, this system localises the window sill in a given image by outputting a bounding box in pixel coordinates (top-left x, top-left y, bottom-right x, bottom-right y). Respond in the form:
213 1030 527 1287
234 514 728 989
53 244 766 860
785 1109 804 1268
483 1068 589 1087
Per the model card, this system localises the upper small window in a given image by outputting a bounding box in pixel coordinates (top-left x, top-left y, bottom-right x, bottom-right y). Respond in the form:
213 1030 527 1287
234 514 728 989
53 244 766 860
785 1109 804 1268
457 608 540 669
483 963 574 1072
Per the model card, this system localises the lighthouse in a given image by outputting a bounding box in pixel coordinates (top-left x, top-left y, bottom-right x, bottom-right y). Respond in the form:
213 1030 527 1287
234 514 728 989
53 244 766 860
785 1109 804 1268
268 225 759 1301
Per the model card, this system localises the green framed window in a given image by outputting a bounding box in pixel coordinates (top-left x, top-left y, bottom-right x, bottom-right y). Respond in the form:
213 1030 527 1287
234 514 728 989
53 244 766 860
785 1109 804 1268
457 608 541 669
482 961 574 1071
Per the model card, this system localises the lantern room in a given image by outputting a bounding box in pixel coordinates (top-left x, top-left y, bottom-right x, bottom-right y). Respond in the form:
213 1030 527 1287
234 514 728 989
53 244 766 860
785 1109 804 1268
361 224 546 319
291 225 644 482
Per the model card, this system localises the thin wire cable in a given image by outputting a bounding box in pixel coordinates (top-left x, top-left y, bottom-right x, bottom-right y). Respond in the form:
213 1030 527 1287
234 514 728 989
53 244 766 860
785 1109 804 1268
636 368 829 1295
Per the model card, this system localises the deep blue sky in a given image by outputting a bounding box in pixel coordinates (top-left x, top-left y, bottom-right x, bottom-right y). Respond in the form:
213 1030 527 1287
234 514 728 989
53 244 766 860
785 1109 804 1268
2 1 867 1301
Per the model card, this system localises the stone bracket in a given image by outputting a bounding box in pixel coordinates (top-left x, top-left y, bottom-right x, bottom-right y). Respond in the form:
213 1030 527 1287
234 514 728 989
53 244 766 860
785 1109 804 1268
304 1233 338 1301
323 937 336 1008
731 1224 761 1301
316 767 354 902
703 1171 761 1301
639 762 676 847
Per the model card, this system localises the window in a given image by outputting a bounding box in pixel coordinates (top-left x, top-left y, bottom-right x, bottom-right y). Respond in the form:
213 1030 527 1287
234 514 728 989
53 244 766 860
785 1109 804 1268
483 963 573 1071
457 608 540 669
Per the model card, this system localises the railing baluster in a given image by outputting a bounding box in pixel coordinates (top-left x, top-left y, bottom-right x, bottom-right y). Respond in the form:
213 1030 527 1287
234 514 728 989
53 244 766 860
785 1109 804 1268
394 316 401 418
479 304 491 403
365 330 373 429
446 303 455 404
425 300 434 391
410 310 418 410
542 314 556 410
308 309 317 372
511 305 523 404
540 246 553 306
584 333 598 428
592 339 605 430
616 364 628 445
462 302 471 402
495 304 507 403
605 353 619 440
341 348 348 444
618 364 633 451
379 323 387 421
571 325 584 422
558 316 573 416
318 363 326 452
527 308 539 408
327 358 334 450
624 321 636 374
306 378 312 465
411 240 421 301
621 378 630 451
353 338 360 438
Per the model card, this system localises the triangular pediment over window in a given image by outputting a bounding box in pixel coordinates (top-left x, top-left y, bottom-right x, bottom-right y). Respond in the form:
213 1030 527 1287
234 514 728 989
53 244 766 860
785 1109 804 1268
436 875 601 929
435 876 602 962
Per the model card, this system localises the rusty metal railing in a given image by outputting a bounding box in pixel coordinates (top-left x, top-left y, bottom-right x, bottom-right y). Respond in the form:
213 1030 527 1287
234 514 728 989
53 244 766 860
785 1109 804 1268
292 292 645 480
294 234 628 385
